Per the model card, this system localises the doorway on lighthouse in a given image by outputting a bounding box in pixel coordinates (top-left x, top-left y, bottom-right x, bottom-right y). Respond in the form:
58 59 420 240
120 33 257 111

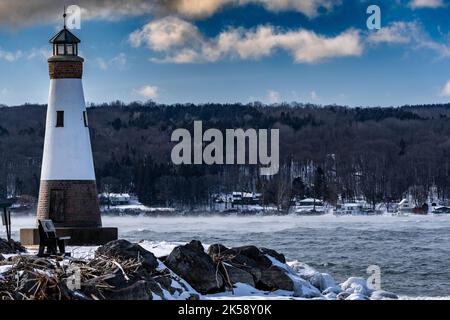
49 189 65 223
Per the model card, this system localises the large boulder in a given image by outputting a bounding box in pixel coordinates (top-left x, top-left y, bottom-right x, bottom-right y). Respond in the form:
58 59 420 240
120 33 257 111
102 280 153 300
207 243 320 297
165 240 223 294
96 239 158 270
207 244 285 284
259 266 294 291
223 264 255 287
259 265 321 298
260 248 286 263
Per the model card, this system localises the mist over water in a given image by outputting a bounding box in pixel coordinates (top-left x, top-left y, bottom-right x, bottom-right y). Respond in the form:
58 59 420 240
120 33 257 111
4 214 450 297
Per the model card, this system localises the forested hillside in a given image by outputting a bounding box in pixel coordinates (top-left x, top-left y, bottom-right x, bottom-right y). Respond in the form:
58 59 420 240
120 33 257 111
1 101 450 209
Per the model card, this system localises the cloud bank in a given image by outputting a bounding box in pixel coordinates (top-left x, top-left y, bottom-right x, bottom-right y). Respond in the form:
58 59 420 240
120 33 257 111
367 21 450 58
0 0 341 28
129 16 363 64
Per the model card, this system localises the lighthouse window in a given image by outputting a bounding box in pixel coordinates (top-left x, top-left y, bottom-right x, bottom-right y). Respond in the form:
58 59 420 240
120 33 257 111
56 111 64 127
66 44 74 55
83 111 88 127
57 44 65 55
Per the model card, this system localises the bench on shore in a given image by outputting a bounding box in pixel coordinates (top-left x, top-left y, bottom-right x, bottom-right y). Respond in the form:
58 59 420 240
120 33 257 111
37 219 71 257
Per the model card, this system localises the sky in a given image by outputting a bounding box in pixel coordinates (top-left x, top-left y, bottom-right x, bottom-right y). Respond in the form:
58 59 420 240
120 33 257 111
0 0 450 107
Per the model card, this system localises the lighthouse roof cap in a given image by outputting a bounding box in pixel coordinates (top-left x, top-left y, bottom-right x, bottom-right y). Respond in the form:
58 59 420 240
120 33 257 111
49 27 80 44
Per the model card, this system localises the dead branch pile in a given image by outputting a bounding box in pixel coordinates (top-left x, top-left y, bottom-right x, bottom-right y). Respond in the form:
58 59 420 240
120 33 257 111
0 254 149 300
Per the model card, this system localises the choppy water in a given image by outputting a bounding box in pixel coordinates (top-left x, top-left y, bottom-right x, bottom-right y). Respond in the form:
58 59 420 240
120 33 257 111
3 214 450 298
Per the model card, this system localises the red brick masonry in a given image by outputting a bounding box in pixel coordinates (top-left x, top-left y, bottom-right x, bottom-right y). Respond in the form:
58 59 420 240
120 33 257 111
48 55 84 79
49 61 83 79
37 180 102 228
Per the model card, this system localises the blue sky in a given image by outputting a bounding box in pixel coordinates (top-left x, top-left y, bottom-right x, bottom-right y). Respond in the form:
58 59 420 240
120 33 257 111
0 0 450 107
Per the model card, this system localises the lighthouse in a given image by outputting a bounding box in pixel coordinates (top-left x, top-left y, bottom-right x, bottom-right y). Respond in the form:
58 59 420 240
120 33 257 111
21 15 117 245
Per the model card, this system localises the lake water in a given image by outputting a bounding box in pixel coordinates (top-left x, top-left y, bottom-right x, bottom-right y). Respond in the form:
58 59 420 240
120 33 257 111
3 214 450 298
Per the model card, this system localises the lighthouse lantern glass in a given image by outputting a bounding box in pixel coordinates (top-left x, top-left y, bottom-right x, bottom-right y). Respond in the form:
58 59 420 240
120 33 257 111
56 44 64 55
66 44 74 55
54 43 77 56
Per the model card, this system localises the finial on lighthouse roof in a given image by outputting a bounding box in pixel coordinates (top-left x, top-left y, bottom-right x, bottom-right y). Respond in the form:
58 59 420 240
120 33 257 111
49 8 81 49
63 6 67 29
48 7 84 78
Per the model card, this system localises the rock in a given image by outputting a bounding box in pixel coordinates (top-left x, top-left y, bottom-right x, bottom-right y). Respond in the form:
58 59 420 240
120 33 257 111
308 272 338 292
259 265 294 291
336 291 351 300
223 263 255 287
207 244 230 258
288 261 339 294
260 248 286 263
322 286 342 295
0 254 4 261
0 238 26 254
209 243 321 298
208 244 265 284
341 277 372 296
102 279 154 300
370 290 399 300
232 246 273 269
165 240 223 294
325 292 337 300
96 239 158 270
290 274 322 298
346 293 370 300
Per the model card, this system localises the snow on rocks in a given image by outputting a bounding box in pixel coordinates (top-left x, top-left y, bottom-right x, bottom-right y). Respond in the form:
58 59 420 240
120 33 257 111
341 277 373 297
370 290 399 300
0 238 399 300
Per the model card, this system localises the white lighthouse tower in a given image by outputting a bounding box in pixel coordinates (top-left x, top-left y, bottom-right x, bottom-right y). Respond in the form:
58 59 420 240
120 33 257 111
21 14 117 245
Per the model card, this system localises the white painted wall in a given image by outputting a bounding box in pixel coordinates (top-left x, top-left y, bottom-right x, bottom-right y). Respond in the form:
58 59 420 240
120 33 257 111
40 79 96 181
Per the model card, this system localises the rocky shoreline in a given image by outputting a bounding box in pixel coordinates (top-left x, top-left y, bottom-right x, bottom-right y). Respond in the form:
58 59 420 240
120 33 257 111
0 238 398 300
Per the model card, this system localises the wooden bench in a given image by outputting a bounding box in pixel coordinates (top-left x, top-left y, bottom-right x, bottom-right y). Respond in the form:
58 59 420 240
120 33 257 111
37 219 71 257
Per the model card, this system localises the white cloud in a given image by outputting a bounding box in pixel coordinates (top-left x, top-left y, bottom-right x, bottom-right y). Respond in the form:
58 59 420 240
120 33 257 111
368 21 419 44
110 53 127 66
96 58 109 70
368 21 450 59
441 80 450 97
417 37 450 58
95 53 127 70
410 0 445 9
310 91 319 100
129 16 201 51
0 1 154 28
0 88 9 96
267 90 281 103
134 85 159 99
0 49 23 62
27 47 52 61
130 16 363 64
0 0 341 28
162 0 235 18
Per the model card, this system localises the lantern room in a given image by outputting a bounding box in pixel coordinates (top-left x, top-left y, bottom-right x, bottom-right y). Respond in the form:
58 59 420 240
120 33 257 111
49 26 80 56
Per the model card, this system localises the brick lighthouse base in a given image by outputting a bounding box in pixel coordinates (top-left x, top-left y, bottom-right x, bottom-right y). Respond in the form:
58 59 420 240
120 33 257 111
20 180 118 246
